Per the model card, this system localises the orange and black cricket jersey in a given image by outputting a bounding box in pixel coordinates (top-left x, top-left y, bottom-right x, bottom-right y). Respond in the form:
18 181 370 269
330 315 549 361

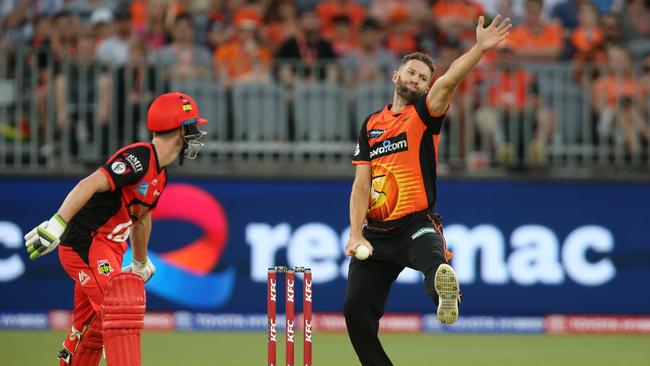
352 95 446 223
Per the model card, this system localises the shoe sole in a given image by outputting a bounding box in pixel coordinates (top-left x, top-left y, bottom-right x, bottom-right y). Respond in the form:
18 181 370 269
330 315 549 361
435 264 459 325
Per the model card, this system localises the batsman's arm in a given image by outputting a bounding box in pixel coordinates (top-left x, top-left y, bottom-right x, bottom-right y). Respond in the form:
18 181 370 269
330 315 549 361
346 165 373 256
427 15 512 115
57 170 111 223
130 211 151 263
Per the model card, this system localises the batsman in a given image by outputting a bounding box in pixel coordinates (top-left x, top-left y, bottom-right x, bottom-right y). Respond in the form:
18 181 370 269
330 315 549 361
24 92 208 365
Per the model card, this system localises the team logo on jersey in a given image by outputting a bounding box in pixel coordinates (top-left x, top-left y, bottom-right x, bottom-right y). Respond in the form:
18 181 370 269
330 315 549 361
78 270 90 285
124 153 143 173
97 259 113 276
135 181 149 197
369 133 408 159
368 129 385 138
111 161 126 175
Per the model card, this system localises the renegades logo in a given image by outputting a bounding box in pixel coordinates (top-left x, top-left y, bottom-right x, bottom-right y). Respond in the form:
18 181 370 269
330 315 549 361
369 133 408 159
182 98 192 112
97 259 113 276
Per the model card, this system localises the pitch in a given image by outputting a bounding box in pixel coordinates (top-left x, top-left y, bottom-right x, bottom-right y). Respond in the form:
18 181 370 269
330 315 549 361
3 330 649 365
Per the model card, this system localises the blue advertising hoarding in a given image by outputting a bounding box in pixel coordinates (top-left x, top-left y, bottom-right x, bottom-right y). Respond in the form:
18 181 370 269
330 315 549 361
1 178 649 315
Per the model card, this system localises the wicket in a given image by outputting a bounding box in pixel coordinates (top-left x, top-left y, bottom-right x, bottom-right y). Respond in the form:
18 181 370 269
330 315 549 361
267 266 312 366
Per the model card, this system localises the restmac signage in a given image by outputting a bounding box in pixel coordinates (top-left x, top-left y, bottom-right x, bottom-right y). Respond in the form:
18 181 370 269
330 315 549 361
1 179 648 315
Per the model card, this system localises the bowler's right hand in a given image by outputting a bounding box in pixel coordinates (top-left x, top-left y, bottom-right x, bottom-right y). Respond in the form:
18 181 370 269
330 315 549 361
24 214 67 260
345 234 374 257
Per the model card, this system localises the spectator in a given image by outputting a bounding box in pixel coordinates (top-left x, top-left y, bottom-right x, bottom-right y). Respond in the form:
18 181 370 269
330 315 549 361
262 0 298 54
329 15 357 57
601 12 624 44
592 44 649 157
474 46 555 166
206 0 234 52
432 0 484 42
507 0 564 61
617 0 650 41
569 1 603 62
55 32 110 157
32 15 56 142
315 0 365 39
65 0 119 24
150 13 212 82
137 0 172 52
339 18 397 85
275 9 337 84
111 38 159 145
89 7 114 44
369 0 429 28
550 0 587 30
51 11 81 61
95 9 132 66
214 10 272 86
617 0 650 57
0 0 30 47
384 11 419 58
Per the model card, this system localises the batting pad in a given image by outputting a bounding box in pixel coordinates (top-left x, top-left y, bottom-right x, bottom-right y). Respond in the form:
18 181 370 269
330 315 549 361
101 272 146 366
67 316 103 366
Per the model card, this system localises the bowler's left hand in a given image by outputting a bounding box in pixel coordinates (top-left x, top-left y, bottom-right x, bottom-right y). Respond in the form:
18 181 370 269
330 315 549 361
476 15 512 52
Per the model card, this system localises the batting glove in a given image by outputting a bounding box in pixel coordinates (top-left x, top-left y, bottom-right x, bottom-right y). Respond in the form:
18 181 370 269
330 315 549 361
24 214 67 260
123 257 156 283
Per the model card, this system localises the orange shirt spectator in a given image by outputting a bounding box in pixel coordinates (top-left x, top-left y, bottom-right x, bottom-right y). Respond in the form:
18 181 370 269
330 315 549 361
433 0 483 40
328 15 358 57
370 0 429 27
507 0 563 61
488 69 535 110
385 12 418 58
592 75 645 109
507 22 563 60
214 14 272 85
316 0 365 39
592 45 646 110
262 0 298 53
570 27 603 61
569 2 602 62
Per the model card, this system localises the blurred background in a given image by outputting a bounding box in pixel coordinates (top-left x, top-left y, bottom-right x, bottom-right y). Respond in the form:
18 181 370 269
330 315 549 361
1 0 650 364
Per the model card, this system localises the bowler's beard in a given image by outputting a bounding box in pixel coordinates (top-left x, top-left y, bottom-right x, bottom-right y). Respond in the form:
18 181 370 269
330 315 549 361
396 77 426 105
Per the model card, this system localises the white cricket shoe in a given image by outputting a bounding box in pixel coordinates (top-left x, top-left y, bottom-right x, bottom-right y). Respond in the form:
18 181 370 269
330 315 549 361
435 264 460 325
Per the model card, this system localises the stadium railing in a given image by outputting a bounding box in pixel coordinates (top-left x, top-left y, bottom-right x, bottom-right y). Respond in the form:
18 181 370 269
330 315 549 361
0 50 648 178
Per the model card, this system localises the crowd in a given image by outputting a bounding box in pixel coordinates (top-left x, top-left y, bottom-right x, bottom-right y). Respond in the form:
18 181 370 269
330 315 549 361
1 0 649 165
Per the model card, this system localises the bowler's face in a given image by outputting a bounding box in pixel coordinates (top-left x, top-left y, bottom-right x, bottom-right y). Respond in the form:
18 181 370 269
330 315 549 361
393 60 432 104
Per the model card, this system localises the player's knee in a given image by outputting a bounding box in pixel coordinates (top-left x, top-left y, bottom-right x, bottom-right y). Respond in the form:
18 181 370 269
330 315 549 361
343 294 367 320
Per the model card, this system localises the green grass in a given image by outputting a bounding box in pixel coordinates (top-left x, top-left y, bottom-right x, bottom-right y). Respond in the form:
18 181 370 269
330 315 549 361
3 330 649 366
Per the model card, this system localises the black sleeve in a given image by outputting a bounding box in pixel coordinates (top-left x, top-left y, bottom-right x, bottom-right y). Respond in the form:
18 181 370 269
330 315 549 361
352 116 371 163
102 145 151 190
414 95 446 135
318 40 337 59
275 39 299 59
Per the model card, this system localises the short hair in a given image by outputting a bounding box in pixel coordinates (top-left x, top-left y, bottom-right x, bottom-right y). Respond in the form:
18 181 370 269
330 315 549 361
152 128 179 138
175 13 193 26
399 52 436 77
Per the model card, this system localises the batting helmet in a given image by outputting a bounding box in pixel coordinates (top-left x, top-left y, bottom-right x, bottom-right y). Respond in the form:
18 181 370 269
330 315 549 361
146 92 207 132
